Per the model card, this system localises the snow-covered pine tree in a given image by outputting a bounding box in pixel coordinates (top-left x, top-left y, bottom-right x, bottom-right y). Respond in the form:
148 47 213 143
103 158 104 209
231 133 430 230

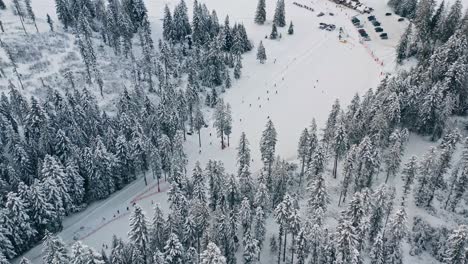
401 156 418 199
288 21 294 34
214 100 227 149
273 0 286 27
274 194 293 263
27 180 54 236
0 210 16 259
243 232 259 264
224 104 232 146
128 205 149 262
237 132 254 200
0 0 5 10
384 129 409 183
414 147 438 207
164 233 185 264
270 23 278 39
332 112 348 178
254 180 270 210
42 232 69 264
396 23 412 63
446 225 468 264
334 213 359 264
163 5 174 41
239 197 252 234
254 0 266 24
256 41 267 64
225 173 240 210
297 128 310 182
445 137 468 211
384 206 407 264
369 231 385 264
253 206 266 258
440 0 462 43
234 58 242 79
173 0 191 42
338 145 357 206
200 242 227 264
4 191 37 252
306 172 328 226
353 136 379 191
260 119 277 181
194 105 206 148
367 185 393 243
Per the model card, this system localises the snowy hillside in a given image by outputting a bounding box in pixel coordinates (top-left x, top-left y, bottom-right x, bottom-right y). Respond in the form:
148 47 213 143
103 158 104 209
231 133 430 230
1 0 468 262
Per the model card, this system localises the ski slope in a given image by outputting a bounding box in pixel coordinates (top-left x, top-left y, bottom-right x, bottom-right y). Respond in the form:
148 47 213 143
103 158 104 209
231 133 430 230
15 0 415 262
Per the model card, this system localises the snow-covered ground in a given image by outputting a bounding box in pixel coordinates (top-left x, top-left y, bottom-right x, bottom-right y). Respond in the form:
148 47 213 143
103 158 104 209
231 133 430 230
10 0 452 262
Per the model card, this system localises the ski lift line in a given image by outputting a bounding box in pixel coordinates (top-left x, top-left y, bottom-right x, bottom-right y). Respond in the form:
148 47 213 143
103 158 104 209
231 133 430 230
242 35 329 107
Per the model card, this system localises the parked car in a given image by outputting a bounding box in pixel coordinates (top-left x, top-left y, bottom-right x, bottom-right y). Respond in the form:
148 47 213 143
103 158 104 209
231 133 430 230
375 27 383 32
358 29 369 38
317 12 325 17
380 33 388 39
351 17 360 24
329 12 335 16
367 15 376 21
385 12 392 16
372 20 381 26
398 17 405 22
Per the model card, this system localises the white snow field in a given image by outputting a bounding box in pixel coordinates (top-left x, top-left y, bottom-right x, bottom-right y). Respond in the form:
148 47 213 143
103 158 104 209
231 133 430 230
12 0 459 262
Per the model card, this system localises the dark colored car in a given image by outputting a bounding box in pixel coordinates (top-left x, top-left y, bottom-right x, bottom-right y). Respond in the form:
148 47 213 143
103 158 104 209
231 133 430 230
385 12 392 16
375 27 383 32
380 33 388 39
372 20 381 26
368 15 376 21
351 17 360 24
358 29 368 36
398 17 405 22
317 12 325 17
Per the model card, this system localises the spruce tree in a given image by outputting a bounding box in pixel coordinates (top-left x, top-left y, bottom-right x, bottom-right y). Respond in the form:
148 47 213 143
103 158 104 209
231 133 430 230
254 0 266 24
163 5 174 41
256 41 267 64
200 242 227 264
24 0 39 32
42 232 69 264
273 0 286 27
446 225 468 264
260 119 277 181
128 205 149 262
441 0 462 42
401 156 418 198
164 233 184 264
270 24 278 39
297 128 309 183
306 172 328 226
396 23 412 63
288 21 294 34
243 232 259 264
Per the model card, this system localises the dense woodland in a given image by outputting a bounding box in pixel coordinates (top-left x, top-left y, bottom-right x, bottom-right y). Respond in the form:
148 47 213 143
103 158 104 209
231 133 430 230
1 0 468 263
